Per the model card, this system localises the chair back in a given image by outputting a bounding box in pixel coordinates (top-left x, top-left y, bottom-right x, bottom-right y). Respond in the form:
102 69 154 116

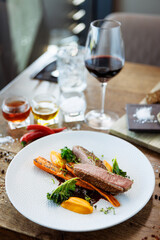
106 13 160 66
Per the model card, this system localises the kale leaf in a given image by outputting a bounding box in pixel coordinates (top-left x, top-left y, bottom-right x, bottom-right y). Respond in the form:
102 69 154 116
47 178 78 205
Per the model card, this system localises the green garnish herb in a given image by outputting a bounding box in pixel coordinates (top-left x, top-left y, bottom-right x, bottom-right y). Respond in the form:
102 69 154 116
47 177 78 205
60 147 79 163
59 168 68 176
88 155 95 160
51 179 55 184
112 157 127 178
84 194 91 203
100 207 115 215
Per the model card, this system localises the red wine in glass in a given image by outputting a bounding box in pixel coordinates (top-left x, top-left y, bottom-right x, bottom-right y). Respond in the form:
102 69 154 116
85 55 123 82
84 19 125 130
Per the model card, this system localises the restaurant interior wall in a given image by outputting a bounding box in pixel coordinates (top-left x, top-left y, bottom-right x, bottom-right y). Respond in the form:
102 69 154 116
0 0 49 90
1 0 160 91
0 0 112 90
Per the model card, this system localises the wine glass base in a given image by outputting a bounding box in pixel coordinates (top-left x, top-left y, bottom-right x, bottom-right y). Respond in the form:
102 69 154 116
85 110 119 130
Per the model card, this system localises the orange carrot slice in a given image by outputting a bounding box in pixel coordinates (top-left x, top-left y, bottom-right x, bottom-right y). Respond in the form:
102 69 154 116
80 178 120 207
66 164 76 175
34 156 72 179
103 160 112 172
50 150 66 169
33 156 92 190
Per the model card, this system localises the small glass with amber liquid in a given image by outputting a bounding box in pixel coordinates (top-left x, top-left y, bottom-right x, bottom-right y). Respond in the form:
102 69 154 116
2 96 31 129
31 94 59 125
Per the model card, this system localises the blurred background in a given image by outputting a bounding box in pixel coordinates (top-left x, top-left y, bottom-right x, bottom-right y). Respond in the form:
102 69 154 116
0 0 160 90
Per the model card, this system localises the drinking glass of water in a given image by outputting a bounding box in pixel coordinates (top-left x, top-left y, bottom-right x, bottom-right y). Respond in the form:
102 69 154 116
57 45 87 93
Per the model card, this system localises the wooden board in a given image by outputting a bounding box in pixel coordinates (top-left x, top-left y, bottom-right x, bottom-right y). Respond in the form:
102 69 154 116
109 82 160 153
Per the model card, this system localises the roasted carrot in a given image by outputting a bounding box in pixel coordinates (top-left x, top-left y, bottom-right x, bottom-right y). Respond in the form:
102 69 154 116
66 163 76 175
50 150 66 169
34 156 71 179
34 156 92 190
66 164 120 207
80 180 120 207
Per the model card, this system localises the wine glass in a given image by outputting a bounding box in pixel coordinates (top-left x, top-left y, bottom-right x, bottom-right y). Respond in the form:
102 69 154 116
84 19 125 130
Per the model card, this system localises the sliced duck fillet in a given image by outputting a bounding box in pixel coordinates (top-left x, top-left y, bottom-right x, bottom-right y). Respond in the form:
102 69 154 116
72 145 106 169
74 163 133 194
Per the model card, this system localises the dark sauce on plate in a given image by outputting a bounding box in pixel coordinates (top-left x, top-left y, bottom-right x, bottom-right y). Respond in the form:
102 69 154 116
54 176 104 205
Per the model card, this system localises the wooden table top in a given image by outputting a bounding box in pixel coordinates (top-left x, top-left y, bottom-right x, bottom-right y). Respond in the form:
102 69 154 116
0 51 160 240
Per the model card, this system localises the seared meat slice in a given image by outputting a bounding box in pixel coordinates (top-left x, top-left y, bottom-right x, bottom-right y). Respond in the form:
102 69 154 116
74 163 133 194
72 145 106 169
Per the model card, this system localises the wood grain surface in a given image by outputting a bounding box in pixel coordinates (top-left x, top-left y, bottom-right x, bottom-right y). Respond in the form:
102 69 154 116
0 52 160 240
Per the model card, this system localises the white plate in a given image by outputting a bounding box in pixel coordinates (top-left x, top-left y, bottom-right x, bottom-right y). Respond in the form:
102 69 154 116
6 131 155 232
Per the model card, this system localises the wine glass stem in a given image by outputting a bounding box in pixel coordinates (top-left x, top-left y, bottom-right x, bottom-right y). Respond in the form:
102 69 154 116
101 82 107 115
